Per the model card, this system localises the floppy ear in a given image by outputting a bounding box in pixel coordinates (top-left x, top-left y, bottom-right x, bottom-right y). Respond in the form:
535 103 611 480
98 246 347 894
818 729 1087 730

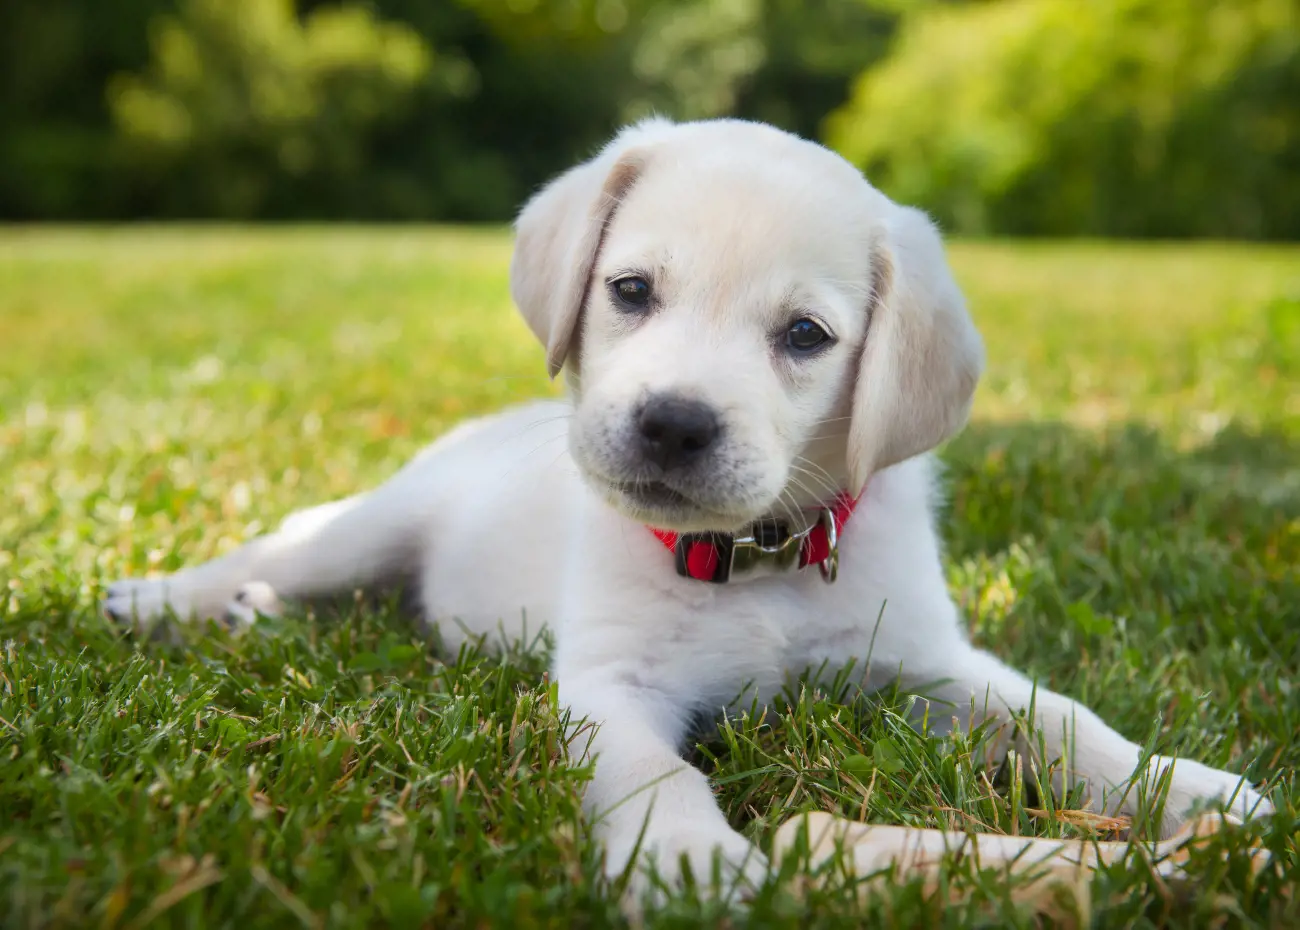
847 205 984 493
509 144 651 378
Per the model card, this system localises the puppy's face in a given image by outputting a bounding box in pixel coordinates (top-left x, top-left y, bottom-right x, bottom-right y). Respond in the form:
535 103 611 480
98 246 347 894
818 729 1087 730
568 161 875 531
511 120 983 533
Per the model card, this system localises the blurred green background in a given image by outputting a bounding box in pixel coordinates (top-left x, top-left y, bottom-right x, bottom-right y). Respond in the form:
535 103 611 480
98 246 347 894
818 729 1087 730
4 0 1297 236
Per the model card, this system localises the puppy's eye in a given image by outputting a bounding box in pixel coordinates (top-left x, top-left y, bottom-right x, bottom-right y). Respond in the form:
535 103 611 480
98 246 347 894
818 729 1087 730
611 276 652 308
785 318 832 353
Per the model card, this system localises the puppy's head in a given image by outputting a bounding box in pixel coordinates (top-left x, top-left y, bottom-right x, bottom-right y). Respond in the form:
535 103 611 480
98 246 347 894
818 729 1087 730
511 118 982 533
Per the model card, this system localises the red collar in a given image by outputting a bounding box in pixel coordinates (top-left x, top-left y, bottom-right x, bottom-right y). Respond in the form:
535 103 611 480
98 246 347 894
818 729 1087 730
649 493 858 584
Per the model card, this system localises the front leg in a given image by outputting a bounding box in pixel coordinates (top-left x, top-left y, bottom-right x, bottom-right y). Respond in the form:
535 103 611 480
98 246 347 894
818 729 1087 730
560 671 766 900
912 647 1273 836
104 480 423 630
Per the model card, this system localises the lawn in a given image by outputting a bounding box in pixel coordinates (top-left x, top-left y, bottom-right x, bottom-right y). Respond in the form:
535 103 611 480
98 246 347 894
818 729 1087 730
1 227 1297 928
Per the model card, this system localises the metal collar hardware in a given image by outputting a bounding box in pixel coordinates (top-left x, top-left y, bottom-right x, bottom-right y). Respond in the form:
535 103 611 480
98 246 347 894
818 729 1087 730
672 506 840 584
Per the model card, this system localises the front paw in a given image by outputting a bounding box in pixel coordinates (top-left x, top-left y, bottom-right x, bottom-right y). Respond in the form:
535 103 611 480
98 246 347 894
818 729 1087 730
102 576 198 631
1130 755 1273 836
102 576 271 634
607 819 767 905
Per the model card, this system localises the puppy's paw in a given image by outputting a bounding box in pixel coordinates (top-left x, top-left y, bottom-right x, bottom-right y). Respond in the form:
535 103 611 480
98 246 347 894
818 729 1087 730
102 576 196 630
1133 755 1273 836
222 581 284 629
610 819 767 908
102 574 254 634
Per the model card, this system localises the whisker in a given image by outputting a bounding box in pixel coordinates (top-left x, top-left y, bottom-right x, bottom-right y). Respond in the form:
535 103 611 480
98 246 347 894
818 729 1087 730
481 413 572 458
498 433 567 481
789 465 838 503
795 457 837 486
791 457 842 499
785 473 826 524
792 455 836 483
773 488 803 531
796 456 841 491
804 428 851 441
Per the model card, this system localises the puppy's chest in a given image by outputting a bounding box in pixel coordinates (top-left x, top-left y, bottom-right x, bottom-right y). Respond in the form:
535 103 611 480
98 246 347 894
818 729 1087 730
624 578 866 702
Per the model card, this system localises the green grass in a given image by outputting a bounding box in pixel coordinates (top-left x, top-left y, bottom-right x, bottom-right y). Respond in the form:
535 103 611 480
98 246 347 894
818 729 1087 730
2 227 1298 928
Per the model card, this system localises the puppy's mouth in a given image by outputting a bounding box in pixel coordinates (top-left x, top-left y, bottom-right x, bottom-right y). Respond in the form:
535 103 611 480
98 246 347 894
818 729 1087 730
570 439 772 531
600 477 763 533
612 479 695 511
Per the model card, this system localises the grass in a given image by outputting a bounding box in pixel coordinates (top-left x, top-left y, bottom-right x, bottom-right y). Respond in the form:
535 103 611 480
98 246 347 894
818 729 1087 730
1 227 1298 928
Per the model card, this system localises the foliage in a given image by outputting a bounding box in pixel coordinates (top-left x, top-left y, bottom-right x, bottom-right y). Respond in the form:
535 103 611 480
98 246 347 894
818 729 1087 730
2 228 1298 925
0 0 175 219
109 0 433 217
827 0 1300 238
630 0 895 142
0 0 892 221
1 0 1298 226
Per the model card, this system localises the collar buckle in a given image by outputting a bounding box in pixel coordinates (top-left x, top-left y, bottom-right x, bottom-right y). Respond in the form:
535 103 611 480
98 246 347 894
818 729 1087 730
673 507 839 584
814 506 839 583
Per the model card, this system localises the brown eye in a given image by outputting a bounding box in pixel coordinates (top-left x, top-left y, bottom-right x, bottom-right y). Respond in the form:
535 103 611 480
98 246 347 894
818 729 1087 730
612 276 651 308
786 318 831 352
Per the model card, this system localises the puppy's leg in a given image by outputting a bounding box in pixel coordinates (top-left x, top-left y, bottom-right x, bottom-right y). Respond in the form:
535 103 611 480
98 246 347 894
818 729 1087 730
911 646 1273 836
562 673 766 901
105 476 430 629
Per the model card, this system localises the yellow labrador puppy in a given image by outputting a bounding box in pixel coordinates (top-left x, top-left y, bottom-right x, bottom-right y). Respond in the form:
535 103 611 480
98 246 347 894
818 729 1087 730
105 118 1272 896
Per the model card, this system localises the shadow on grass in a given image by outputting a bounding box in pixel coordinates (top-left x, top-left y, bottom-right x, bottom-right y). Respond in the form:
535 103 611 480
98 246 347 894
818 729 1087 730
942 417 1299 563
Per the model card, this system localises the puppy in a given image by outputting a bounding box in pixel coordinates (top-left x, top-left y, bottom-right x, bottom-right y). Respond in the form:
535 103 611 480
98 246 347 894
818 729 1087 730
105 118 1272 897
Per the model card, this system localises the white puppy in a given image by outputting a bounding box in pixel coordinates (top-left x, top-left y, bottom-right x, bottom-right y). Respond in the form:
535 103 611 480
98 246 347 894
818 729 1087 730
105 118 1272 896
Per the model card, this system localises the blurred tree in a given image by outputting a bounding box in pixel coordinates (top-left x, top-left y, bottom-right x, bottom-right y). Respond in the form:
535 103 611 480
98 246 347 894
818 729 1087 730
0 0 173 218
730 0 895 142
109 0 433 217
0 0 896 220
7 0 1294 233
367 0 649 219
827 0 1300 238
625 0 893 141
97 0 895 220
626 0 768 121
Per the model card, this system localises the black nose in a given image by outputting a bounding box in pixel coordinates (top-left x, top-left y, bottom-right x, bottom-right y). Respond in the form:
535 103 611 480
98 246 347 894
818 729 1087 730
636 395 720 471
